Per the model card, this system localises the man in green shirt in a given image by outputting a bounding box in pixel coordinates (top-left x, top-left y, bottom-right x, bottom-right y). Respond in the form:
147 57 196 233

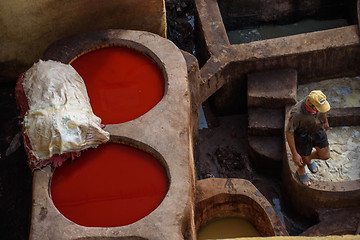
286 90 331 186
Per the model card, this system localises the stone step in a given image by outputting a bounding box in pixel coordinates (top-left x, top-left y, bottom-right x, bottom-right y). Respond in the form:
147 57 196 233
248 135 283 176
247 69 297 108
248 107 284 136
327 107 360 127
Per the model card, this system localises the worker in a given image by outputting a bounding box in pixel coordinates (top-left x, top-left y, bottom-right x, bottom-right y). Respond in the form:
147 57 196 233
286 90 331 186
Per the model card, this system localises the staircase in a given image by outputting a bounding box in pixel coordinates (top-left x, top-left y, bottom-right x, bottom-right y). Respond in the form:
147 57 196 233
247 69 297 177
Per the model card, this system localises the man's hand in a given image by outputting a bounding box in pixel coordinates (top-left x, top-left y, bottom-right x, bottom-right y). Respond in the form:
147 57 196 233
293 152 303 166
323 113 329 131
286 131 304 166
324 121 329 131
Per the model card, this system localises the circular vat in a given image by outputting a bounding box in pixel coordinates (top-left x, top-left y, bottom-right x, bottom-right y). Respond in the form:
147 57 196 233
70 46 165 124
195 179 288 238
196 194 277 238
50 142 169 227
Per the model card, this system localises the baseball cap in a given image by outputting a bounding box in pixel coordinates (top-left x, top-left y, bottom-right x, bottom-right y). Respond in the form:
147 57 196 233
308 90 331 113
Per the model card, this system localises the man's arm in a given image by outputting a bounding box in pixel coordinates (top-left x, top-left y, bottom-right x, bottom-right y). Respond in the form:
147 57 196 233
323 113 329 131
286 131 303 166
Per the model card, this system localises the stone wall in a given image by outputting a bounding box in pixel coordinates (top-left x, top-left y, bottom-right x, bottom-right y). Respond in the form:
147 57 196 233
0 0 166 80
217 0 356 31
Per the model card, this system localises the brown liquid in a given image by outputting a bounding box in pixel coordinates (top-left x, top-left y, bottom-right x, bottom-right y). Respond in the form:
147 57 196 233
197 217 261 239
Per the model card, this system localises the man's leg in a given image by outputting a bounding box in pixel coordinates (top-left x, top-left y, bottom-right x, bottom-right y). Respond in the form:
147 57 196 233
311 128 330 161
297 155 311 186
307 128 330 174
311 146 330 160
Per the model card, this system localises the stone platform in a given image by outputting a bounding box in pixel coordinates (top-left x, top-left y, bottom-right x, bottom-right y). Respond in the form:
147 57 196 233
30 29 196 240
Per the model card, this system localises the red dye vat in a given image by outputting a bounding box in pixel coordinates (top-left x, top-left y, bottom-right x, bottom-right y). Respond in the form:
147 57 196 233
50 143 168 227
71 46 165 124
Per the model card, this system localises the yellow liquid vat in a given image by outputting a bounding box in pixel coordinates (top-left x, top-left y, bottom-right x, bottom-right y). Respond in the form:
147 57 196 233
197 216 261 240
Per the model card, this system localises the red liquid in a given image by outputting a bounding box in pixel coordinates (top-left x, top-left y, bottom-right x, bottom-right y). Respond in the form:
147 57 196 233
50 143 168 227
71 46 165 124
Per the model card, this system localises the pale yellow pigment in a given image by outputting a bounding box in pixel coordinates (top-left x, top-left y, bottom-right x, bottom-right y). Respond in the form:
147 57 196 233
298 76 360 182
197 217 261 240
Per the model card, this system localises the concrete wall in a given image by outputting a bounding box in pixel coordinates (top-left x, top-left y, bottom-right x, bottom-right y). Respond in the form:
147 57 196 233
0 0 166 80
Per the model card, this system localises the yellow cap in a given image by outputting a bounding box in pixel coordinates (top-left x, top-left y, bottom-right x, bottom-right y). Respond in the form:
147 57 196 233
308 90 331 113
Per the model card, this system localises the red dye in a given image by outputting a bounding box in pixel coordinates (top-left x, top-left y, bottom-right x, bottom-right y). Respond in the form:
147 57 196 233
71 46 165 124
50 143 168 227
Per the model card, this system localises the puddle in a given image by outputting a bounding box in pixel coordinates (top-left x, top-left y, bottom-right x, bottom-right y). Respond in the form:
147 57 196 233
228 18 348 44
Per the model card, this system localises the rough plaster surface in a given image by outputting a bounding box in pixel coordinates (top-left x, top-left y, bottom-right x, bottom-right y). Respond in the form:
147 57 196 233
29 30 195 240
0 0 166 79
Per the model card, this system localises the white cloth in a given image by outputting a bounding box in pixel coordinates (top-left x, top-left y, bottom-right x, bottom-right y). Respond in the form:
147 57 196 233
22 60 110 162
